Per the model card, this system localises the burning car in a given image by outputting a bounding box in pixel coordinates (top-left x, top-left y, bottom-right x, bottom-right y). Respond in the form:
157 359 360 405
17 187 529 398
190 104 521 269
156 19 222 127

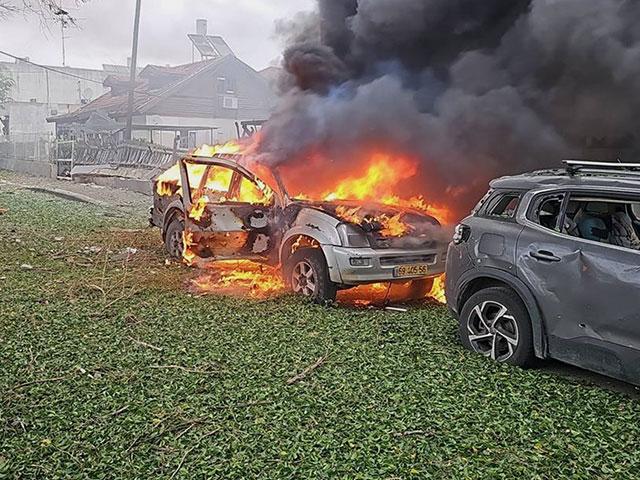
150 144 449 302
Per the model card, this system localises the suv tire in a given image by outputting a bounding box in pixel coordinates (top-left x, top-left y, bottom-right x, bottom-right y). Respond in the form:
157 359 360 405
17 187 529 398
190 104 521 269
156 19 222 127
164 216 185 260
286 248 337 303
459 286 535 367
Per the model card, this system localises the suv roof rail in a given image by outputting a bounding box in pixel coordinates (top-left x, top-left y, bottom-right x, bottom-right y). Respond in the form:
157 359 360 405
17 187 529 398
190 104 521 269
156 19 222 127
563 159 640 176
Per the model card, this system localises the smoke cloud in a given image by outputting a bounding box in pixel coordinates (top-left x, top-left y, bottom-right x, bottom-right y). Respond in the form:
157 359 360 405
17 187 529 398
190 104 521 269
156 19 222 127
259 0 640 218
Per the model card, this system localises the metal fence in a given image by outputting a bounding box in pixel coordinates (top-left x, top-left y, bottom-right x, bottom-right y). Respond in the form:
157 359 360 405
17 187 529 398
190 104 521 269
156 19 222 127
48 139 181 179
72 140 176 169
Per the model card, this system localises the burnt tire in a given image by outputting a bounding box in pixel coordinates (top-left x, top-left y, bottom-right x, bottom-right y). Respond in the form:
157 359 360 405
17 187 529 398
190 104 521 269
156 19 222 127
404 277 435 300
459 286 535 368
286 248 337 303
164 216 184 260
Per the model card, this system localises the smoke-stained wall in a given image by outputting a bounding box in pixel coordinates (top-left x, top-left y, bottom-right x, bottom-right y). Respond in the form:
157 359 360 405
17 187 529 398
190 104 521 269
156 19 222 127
259 0 640 217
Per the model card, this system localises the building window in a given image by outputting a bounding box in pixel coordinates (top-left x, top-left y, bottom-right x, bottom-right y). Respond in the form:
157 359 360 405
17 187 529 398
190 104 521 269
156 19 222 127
222 96 238 110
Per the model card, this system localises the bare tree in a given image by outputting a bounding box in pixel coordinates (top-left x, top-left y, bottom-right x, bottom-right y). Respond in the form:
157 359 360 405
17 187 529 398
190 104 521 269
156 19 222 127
0 1 88 25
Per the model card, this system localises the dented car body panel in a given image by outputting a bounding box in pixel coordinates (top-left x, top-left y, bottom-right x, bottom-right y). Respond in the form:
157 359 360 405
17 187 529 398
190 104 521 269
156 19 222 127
151 153 448 286
446 168 640 385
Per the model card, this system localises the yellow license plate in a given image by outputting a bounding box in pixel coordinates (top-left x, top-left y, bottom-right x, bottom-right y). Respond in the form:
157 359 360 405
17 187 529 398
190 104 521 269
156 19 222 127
394 264 429 278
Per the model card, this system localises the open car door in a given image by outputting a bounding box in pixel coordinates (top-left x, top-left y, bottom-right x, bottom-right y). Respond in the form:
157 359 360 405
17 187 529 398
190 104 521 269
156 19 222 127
178 156 280 263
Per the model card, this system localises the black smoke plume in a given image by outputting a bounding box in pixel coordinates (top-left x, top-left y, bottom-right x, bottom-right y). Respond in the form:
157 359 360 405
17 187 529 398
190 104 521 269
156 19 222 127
259 0 640 218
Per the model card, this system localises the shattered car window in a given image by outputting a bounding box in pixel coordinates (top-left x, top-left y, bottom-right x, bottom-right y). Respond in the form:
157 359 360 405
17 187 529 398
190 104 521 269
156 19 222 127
565 196 640 251
485 192 521 219
528 194 564 232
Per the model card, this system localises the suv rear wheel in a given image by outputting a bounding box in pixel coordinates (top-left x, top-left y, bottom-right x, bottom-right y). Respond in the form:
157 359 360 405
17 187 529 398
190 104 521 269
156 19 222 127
286 248 337 303
459 286 535 367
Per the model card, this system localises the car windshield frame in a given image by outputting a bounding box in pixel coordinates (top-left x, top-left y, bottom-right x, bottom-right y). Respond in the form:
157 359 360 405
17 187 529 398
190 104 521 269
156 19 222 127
179 154 286 208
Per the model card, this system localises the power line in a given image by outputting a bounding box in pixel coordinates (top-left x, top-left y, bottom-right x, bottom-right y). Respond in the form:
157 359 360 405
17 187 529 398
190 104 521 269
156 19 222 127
0 49 233 104
0 49 105 85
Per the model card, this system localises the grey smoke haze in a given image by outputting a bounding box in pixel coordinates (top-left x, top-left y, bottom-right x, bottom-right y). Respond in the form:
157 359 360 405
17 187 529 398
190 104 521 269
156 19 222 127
259 0 640 217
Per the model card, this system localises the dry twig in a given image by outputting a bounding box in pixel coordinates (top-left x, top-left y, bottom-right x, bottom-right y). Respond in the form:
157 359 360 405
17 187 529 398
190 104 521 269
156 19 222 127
127 336 163 352
11 375 68 391
170 429 220 480
392 430 435 438
148 365 217 375
109 405 130 417
286 355 328 385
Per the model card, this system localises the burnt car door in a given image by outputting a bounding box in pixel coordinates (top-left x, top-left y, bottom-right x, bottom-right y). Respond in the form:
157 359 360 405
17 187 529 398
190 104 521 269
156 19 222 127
179 156 280 263
516 189 640 383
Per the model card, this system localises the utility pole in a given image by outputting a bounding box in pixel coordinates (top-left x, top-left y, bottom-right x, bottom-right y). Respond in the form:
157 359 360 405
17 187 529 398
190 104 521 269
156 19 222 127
125 0 142 141
60 19 67 66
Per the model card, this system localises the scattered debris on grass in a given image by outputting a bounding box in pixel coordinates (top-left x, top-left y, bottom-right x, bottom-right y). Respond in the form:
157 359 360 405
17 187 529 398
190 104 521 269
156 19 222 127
385 306 408 313
3 181 640 478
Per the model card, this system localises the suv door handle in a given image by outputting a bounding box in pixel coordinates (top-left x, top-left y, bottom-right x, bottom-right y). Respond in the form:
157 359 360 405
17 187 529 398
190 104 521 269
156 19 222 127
529 250 561 263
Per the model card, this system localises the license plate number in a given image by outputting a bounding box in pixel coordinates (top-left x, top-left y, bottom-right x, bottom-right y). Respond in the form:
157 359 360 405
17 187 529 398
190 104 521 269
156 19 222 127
394 264 429 278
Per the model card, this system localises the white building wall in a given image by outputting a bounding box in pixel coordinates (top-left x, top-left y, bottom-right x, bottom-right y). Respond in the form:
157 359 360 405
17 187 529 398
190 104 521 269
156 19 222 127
0 60 122 138
136 115 240 148
1 102 52 137
1 60 112 106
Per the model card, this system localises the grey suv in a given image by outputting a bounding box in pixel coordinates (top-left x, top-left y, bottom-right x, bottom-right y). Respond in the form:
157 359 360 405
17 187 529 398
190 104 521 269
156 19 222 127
446 160 640 385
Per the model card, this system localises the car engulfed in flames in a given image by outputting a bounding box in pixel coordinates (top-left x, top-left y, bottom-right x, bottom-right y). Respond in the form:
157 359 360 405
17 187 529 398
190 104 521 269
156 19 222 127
150 142 450 304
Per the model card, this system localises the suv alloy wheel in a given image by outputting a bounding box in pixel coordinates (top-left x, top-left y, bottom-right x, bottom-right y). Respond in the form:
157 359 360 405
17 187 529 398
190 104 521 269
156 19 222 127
459 287 535 367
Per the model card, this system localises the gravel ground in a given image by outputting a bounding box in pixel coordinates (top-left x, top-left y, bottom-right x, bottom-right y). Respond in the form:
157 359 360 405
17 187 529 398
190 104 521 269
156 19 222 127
0 170 152 216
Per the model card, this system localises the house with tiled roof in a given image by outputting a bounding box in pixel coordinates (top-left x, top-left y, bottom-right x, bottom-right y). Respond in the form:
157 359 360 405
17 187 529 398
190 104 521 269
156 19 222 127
48 52 277 147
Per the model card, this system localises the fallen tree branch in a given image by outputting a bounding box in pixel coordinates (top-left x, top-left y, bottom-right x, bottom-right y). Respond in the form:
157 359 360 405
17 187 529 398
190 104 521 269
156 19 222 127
286 355 328 385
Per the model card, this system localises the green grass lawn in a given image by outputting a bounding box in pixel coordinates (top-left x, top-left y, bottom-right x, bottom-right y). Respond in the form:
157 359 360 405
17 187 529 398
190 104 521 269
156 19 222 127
1 186 640 479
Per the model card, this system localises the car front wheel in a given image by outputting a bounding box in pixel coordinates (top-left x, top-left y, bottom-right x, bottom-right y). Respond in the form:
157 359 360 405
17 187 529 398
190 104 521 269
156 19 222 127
164 216 184 260
286 248 337 303
459 286 535 367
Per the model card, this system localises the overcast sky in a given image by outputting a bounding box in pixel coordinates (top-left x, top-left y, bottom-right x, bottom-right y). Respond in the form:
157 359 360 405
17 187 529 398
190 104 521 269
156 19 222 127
0 0 315 71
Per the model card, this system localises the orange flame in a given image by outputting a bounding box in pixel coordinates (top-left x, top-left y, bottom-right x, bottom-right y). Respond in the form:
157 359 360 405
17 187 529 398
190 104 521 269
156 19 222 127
191 261 285 299
318 153 450 224
335 206 410 237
